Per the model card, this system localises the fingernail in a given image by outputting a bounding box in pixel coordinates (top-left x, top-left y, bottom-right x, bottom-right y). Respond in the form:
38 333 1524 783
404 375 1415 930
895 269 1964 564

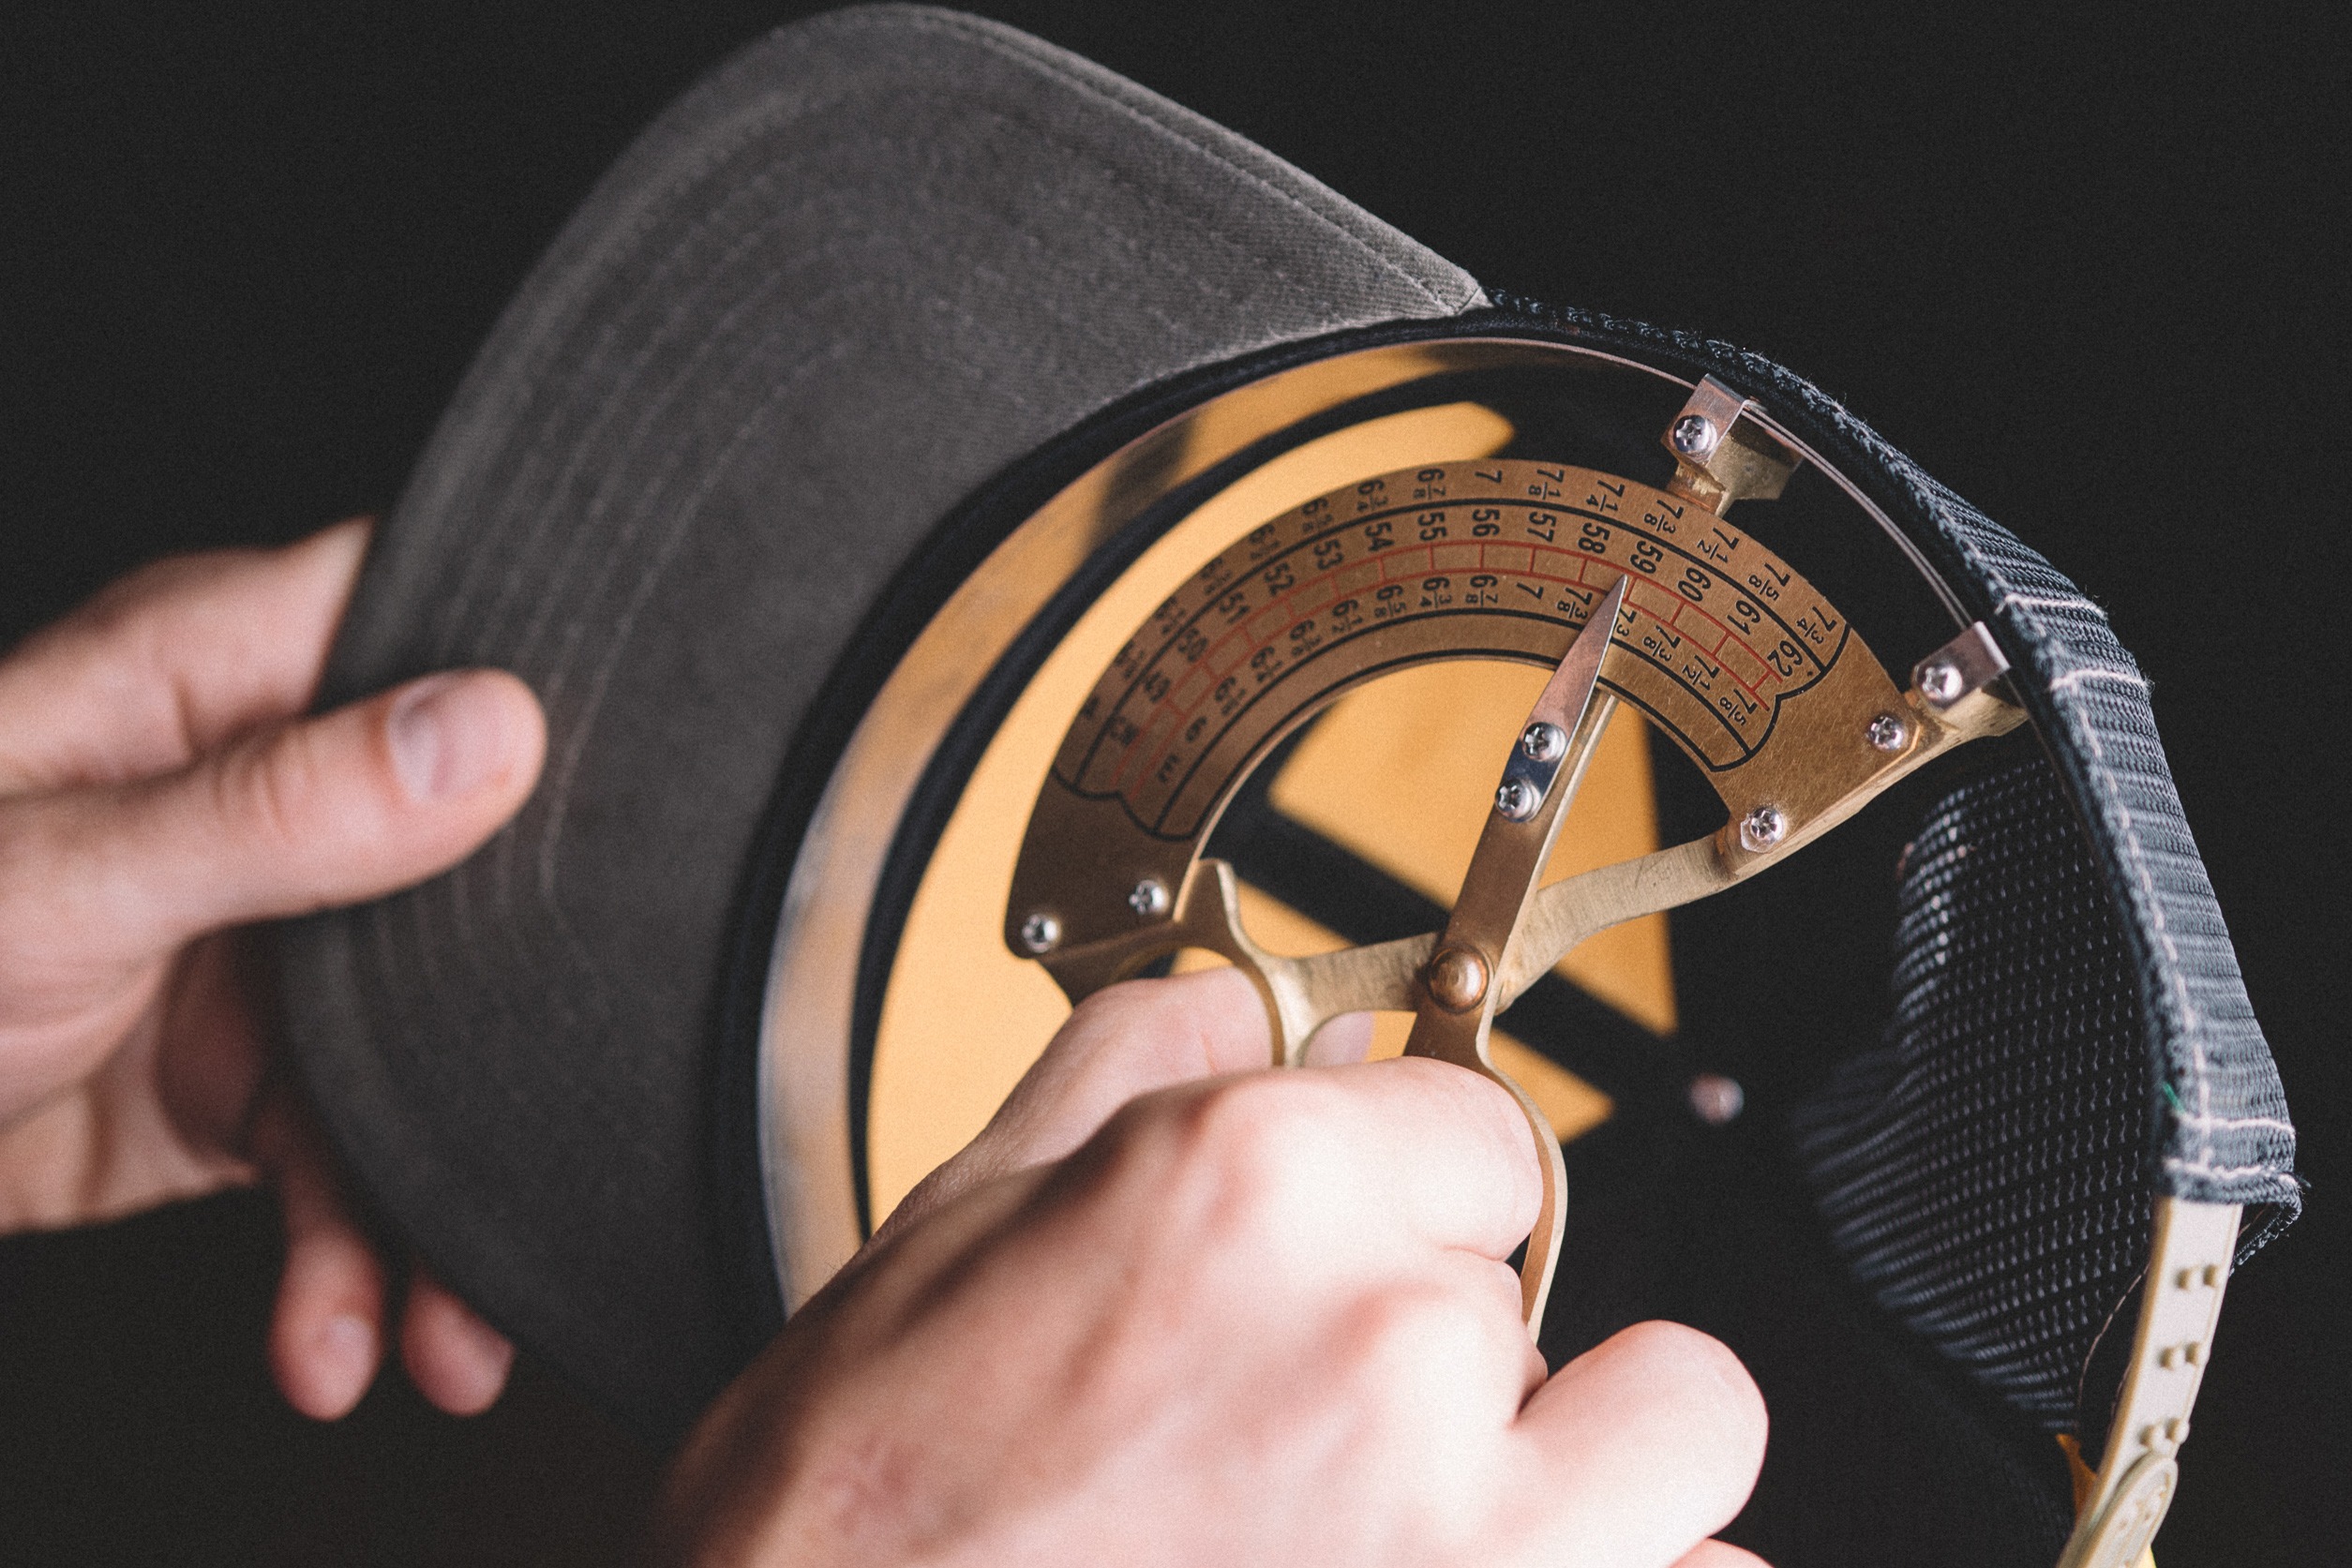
315 1312 378 1404
448 1316 518 1413
388 673 513 802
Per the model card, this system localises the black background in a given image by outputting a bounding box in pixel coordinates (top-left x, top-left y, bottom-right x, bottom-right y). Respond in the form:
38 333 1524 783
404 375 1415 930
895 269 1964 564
2 3 2344 1563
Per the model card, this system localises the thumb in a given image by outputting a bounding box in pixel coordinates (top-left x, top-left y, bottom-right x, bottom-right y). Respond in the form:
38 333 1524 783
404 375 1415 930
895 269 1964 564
1515 1321 1769 1564
20 668 545 959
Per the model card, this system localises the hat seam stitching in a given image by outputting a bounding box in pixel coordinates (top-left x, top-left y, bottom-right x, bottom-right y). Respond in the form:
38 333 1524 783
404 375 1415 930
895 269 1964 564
849 6 1471 316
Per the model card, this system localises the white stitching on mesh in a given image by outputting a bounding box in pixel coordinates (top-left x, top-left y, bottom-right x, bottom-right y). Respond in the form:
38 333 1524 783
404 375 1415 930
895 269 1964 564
2048 665 2149 693
1998 590 2110 620
2163 1157 2302 1184
1553 308 2275 1196
2172 1113 2298 1132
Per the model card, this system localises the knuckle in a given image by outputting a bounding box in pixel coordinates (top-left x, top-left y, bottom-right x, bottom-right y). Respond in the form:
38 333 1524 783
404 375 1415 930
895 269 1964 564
1326 1282 1521 1484
1067 972 1182 1028
0 812 47 949
1096 1075 1340 1246
1176 1076 1335 1211
1341 1284 1462 1380
218 724 325 853
1054 979 1193 1083
1060 981 1137 1036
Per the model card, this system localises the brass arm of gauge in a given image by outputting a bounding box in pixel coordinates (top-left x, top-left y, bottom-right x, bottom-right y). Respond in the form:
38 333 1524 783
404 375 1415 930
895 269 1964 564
1215 861 1454 1068
1494 620 2027 1007
1400 576 1629 1332
1039 618 2026 1057
1034 854 1430 1067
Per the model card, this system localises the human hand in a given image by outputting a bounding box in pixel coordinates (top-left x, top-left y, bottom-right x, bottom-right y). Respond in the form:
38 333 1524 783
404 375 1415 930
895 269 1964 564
0 521 546 1420
666 968 1769 1568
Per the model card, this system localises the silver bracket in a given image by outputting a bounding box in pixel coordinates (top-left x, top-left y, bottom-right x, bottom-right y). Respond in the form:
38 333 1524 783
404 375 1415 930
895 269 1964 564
1660 377 1803 513
2055 1199 2240 1568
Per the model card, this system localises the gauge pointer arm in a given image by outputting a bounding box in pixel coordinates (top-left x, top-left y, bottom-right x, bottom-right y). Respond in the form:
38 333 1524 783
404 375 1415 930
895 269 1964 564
1217 612 2028 1069
1400 575 1628 1332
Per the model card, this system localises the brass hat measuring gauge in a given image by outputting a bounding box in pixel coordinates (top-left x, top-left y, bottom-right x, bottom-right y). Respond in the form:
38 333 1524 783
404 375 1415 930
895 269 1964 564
799 337 2250 1568
1000 423 2024 1328
772 334 2255 1566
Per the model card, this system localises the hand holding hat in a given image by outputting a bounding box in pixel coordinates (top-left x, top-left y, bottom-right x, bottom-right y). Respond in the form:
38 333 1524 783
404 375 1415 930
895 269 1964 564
0 522 540 1419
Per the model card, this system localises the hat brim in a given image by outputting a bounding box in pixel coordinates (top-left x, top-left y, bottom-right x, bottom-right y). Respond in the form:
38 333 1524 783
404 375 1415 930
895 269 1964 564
276 4 1479 1438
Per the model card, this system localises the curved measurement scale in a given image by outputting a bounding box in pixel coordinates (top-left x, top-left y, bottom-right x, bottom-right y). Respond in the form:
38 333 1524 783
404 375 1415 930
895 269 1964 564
1005 455 2026 1323
1010 458 2017 985
1064 462 1844 827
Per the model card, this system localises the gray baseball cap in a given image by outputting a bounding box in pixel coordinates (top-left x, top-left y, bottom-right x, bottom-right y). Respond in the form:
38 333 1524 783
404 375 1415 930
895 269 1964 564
276 9 2295 1562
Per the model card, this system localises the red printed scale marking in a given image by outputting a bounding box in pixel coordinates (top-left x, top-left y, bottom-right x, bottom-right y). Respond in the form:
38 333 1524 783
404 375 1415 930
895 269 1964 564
1059 460 1850 841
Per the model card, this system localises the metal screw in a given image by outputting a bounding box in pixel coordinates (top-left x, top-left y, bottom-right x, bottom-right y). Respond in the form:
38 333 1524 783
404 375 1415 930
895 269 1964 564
1739 804 1786 852
1017 912 1062 955
1425 946 1491 1012
1688 1073 1745 1126
1127 877 1171 919
1865 712 1909 753
1670 413 1720 458
1495 778 1540 821
1520 721 1567 763
1917 658 1964 706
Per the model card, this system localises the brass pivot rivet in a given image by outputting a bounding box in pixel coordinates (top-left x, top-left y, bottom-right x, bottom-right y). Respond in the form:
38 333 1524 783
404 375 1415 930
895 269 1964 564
1425 946 1490 1012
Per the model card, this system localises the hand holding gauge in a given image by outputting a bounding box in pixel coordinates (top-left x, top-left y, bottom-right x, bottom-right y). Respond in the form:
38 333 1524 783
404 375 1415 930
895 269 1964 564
1003 381 2028 1328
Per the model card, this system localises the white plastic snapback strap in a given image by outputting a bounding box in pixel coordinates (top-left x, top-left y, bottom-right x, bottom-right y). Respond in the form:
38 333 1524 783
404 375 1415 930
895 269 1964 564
2055 1199 2239 1568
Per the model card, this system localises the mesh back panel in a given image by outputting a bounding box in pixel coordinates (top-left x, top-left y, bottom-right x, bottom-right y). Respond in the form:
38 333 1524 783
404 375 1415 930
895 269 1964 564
1795 759 2150 1432
1493 294 2298 1216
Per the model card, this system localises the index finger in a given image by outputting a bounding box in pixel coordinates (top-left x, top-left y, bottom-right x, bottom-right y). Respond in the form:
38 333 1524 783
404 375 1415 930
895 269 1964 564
879 967 1278 1235
0 520 369 793
889 968 1404 1247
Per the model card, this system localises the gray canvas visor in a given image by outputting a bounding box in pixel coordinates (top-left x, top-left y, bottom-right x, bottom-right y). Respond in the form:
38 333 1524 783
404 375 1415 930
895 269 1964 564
275 4 1481 1438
